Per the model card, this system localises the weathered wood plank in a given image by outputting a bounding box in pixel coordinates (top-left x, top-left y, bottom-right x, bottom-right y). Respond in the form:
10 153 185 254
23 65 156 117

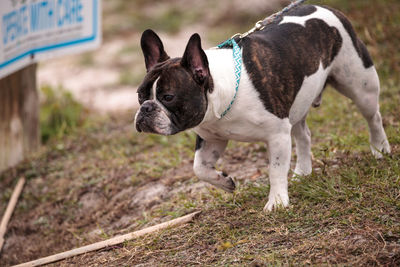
0 64 39 172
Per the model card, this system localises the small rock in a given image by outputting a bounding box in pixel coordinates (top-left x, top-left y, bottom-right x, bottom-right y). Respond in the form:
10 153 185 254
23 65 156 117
79 192 104 213
129 183 167 208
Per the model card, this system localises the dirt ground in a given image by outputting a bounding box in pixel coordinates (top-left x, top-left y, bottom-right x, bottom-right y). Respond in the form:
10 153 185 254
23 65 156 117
0 115 281 265
1 116 399 265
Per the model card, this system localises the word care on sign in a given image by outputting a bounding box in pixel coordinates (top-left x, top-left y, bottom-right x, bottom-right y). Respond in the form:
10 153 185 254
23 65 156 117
0 0 101 79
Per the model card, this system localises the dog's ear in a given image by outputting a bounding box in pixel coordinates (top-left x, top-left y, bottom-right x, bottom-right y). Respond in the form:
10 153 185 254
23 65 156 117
181 33 209 85
141 29 170 72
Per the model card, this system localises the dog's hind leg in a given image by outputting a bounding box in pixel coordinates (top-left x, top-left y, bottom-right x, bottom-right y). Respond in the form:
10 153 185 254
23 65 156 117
326 4 390 157
292 116 312 177
193 135 235 192
330 65 390 158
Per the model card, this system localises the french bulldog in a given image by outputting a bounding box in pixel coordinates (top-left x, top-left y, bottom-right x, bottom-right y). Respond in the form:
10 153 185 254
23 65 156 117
134 5 390 212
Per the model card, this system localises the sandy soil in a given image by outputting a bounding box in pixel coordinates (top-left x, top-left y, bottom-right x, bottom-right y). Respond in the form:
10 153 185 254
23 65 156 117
37 0 287 113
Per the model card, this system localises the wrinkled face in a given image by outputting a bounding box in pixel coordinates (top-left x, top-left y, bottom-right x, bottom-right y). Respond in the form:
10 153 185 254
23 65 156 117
134 30 213 135
135 62 209 135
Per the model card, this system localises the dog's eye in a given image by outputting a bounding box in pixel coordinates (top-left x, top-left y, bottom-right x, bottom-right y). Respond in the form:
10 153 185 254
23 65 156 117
162 94 174 102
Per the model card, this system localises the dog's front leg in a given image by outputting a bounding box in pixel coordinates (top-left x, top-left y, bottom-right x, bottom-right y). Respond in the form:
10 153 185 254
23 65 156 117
193 135 235 193
264 131 292 212
292 117 312 176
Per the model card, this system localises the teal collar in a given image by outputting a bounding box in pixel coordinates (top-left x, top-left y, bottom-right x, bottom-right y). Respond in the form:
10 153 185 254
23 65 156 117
217 39 242 119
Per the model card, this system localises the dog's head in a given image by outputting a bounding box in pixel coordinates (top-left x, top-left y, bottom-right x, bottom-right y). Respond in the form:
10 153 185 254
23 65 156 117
134 30 213 135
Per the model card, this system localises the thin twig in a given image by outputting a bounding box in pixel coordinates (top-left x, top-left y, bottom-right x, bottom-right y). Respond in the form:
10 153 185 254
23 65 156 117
0 177 26 252
13 211 201 267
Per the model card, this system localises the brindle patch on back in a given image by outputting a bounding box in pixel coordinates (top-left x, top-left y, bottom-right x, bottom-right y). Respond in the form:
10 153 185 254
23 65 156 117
239 5 343 118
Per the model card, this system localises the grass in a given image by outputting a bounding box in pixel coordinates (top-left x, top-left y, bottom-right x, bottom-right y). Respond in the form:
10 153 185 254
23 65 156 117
1 0 400 266
104 150 399 266
1 110 398 266
39 85 88 143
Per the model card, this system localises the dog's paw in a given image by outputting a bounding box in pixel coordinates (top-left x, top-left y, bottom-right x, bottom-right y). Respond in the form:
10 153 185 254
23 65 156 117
263 192 289 212
371 140 391 159
292 167 312 181
213 172 236 193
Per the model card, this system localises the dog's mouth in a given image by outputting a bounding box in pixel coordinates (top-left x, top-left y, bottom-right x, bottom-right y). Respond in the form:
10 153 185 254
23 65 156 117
136 120 157 134
135 120 144 133
135 113 179 136
135 115 152 133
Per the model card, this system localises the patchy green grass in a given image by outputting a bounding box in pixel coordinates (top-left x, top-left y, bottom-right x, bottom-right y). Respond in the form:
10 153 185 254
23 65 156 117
55 145 399 266
1 0 400 266
40 85 88 143
117 154 400 266
0 114 198 265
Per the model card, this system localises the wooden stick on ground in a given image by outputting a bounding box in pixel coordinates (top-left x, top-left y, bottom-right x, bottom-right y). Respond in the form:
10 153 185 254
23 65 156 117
0 177 26 252
14 210 201 267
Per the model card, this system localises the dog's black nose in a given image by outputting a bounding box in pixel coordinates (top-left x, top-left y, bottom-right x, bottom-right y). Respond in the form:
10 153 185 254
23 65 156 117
140 102 154 113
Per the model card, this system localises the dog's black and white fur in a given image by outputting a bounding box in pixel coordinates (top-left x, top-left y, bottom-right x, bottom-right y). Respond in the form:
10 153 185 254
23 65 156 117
134 5 391 212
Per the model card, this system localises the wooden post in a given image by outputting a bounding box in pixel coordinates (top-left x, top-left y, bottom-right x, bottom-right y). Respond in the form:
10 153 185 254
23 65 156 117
0 64 39 172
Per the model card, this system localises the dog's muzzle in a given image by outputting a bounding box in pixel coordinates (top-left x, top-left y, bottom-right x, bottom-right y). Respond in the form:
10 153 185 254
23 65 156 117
135 102 154 132
134 101 178 135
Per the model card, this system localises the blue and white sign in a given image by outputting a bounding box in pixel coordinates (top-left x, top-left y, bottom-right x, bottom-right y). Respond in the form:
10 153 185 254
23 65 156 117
0 0 101 79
